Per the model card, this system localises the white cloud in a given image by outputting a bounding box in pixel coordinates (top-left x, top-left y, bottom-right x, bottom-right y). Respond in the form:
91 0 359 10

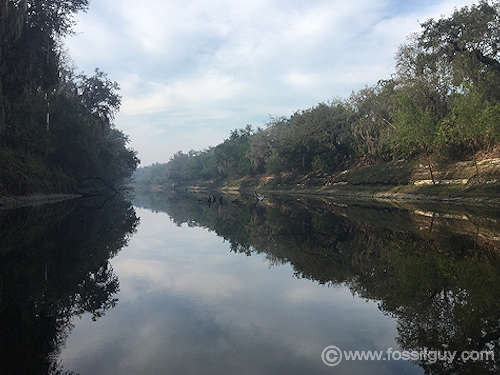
115 258 245 301
66 0 478 165
121 72 246 115
284 72 318 87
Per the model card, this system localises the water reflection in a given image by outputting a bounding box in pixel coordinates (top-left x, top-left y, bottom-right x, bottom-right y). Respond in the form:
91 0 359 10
134 192 500 375
0 196 139 375
61 205 404 375
2 192 499 374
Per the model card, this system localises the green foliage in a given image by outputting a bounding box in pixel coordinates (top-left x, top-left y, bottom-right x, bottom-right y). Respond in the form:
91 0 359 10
445 87 500 149
311 155 325 173
349 80 396 160
136 1 500 188
266 151 281 174
133 163 169 189
0 0 138 195
391 93 440 156
417 0 500 98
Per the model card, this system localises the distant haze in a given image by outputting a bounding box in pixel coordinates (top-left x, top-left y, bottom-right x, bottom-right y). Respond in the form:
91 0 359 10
66 0 476 166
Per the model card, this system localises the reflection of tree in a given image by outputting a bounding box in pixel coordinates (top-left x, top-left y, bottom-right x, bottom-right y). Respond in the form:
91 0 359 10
0 196 139 375
139 192 500 375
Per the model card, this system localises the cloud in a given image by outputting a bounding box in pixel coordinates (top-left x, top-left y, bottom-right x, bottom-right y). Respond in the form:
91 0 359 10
284 72 318 87
66 0 477 165
121 72 246 116
115 258 245 301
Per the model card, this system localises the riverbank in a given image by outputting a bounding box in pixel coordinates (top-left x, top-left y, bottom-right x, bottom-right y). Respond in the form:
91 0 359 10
260 185 500 206
173 156 500 206
0 194 82 210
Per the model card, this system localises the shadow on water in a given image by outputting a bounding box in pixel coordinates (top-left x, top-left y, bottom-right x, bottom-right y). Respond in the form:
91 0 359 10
135 191 500 375
0 196 139 375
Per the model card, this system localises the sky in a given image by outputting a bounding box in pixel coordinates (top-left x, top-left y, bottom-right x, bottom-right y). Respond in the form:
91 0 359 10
65 0 476 166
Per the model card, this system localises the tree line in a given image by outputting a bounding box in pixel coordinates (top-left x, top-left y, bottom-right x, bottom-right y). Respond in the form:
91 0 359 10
136 1 499 188
0 0 139 195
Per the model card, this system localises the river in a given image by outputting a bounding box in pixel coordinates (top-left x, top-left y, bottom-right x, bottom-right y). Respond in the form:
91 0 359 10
0 193 498 374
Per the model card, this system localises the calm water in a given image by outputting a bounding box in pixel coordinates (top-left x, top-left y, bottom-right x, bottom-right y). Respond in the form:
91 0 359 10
0 193 499 374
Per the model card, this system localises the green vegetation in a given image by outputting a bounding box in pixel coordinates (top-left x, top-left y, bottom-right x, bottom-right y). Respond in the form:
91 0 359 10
0 0 139 195
135 1 500 190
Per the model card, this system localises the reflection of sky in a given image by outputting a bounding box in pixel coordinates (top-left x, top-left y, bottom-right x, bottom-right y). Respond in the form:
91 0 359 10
60 208 422 374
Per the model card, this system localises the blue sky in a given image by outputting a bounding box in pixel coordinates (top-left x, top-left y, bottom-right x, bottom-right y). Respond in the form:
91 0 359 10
65 0 476 166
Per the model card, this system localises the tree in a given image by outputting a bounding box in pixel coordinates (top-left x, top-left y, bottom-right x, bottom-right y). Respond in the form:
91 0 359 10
0 0 28 133
441 86 500 176
349 80 397 161
134 1 500 190
78 69 121 128
392 94 439 184
1 0 88 136
417 1 500 99
0 0 138 195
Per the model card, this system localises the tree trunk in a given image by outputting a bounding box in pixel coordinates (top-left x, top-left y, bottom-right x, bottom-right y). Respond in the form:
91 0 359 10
429 213 435 233
466 144 480 184
426 151 436 185
0 0 6 135
0 80 5 135
45 93 50 132
474 157 480 177
472 143 480 177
